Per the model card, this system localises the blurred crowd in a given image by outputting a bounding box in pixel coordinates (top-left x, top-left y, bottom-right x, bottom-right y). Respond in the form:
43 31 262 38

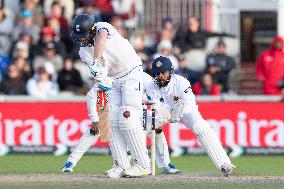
1 0 272 99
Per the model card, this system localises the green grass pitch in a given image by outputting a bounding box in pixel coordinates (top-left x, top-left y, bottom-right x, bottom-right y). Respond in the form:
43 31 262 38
0 155 284 189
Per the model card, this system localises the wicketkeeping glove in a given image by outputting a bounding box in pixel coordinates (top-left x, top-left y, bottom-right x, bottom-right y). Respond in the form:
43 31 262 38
153 103 171 128
170 100 184 123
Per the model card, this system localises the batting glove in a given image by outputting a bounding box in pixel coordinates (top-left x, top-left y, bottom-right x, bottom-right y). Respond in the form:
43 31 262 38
88 60 108 80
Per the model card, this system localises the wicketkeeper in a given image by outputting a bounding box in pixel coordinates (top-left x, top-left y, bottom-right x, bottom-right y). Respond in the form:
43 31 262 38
145 56 236 177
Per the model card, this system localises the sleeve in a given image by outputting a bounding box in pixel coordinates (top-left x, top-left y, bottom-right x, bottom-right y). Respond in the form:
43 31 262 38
178 76 197 113
96 22 116 36
86 84 100 122
145 83 160 104
79 47 94 66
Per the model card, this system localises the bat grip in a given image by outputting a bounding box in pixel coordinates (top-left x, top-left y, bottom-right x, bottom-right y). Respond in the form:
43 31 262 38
142 105 147 131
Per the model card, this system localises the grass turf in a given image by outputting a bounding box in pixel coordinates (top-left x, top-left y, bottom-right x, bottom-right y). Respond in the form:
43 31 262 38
1 155 284 189
1 155 284 175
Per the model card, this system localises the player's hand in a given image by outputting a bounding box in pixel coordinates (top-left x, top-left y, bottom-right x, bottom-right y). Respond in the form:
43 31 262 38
98 77 113 91
154 103 171 128
88 61 108 80
90 122 100 135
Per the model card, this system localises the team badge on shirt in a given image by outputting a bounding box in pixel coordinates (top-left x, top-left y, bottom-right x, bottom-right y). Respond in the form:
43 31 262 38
173 96 180 101
76 25 80 32
92 24 96 31
156 61 163 67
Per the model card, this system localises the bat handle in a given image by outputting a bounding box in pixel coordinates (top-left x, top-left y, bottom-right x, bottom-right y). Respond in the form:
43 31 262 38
142 104 147 131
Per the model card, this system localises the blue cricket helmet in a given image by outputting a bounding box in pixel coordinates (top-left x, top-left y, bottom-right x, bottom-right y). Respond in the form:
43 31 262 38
151 56 174 75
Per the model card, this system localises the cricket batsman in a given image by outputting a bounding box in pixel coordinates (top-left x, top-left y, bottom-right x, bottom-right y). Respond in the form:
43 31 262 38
66 13 150 178
145 56 236 177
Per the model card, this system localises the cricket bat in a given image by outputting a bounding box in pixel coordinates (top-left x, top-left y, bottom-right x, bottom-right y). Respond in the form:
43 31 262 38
151 104 156 176
97 90 110 142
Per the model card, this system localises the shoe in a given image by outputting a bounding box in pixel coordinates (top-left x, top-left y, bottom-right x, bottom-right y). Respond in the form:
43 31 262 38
61 161 74 172
221 163 236 177
162 163 181 174
123 165 150 177
107 165 124 178
105 164 116 175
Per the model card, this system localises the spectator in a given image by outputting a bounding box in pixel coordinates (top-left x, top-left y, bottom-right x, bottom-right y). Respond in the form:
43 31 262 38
33 42 63 74
0 64 26 95
111 0 138 32
26 66 59 99
130 33 151 65
256 35 284 95
0 44 10 78
159 17 175 42
278 77 284 101
13 56 31 81
45 1 69 42
76 0 102 23
109 15 125 37
173 17 231 53
94 0 115 22
175 55 201 86
34 26 66 57
13 9 40 44
206 60 222 88
19 33 37 64
57 57 84 93
0 8 14 55
153 40 178 69
205 39 235 93
193 73 220 96
22 0 44 28
12 41 29 60
44 0 75 24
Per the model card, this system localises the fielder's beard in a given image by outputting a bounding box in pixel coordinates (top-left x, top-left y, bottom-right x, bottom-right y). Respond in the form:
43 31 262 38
155 77 170 88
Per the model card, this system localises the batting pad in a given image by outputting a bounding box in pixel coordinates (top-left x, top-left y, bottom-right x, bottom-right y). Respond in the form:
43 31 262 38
193 119 231 170
109 127 131 170
67 129 99 166
120 106 151 172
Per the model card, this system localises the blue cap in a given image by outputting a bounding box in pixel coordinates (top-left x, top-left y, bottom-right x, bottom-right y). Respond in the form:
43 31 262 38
151 56 173 75
21 9 32 18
